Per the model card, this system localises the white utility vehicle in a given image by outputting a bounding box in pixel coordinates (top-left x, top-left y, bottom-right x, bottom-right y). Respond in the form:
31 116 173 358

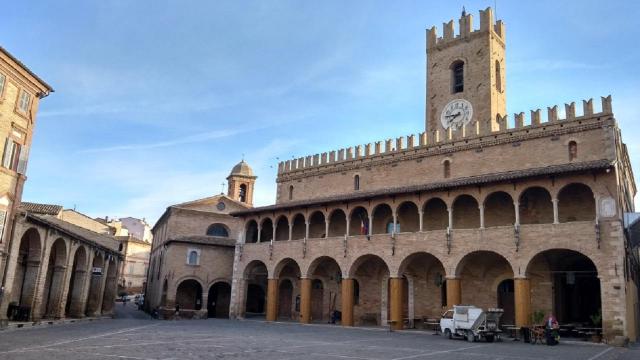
440 305 504 343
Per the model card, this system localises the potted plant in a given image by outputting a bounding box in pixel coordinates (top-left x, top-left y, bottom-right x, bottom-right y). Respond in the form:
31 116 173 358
589 310 602 343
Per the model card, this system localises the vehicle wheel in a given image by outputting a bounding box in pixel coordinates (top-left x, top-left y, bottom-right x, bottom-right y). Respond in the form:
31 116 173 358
444 329 452 339
485 335 494 343
466 331 475 342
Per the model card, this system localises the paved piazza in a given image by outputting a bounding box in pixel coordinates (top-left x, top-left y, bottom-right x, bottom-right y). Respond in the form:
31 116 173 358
0 311 637 360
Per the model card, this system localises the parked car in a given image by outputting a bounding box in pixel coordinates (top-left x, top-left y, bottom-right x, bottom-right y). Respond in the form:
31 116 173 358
440 306 504 342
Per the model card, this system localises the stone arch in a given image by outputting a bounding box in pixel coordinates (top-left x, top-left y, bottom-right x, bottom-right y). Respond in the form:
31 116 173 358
524 249 600 325
372 203 393 235
207 281 231 318
243 260 268 317
273 257 301 279
274 215 289 241
557 183 596 222
328 208 347 237
453 250 516 278
422 197 448 231
10 227 42 315
518 186 553 224
245 219 259 243
85 252 105 316
206 223 230 237
260 218 274 242
452 194 479 229
65 245 88 317
484 191 515 227
305 256 343 279
176 278 203 310
101 256 118 314
348 206 369 236
273 258 301 320
43 237 68 318
397 252 447 320
454 251 515 316
308 211 326 239
396 201 419 233
291 213 306 240
348 254 391 326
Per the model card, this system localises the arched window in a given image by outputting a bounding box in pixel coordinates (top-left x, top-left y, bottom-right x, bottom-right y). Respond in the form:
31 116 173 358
354 175 360 191
568 141 577 161
443 160 451 178
451 61 464 93
187 250 199 265
288 185 294 200
206 224 229 237
495 60 502 91
239 184 247 203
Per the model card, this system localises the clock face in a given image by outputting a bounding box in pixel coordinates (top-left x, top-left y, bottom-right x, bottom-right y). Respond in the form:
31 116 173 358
440 99 473 129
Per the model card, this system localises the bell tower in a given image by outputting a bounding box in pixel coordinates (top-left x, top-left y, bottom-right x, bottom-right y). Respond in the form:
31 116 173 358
227 160 257 206
425 7 506 134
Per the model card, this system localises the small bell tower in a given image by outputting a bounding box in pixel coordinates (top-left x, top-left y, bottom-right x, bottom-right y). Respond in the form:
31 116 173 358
227 160 257 206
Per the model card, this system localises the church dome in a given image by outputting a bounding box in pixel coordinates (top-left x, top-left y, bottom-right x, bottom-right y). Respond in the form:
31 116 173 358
229 160 254 177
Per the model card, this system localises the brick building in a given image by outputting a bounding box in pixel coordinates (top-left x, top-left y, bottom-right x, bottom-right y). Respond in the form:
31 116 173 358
149 8 639 343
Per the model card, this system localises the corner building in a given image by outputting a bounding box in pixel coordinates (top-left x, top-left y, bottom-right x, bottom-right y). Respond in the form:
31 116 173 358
229 8 640 342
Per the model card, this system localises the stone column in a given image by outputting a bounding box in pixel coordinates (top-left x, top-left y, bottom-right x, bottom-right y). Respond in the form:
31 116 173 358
345 218 350 236
341 278 354 326
257 225 261 243
514 201 520 226
305 221 310 240
514 278 531 328
389 277 403 331
479 204 485 229
266 278 278 321
324 218 329 239
418 210 424 232
299 278 311 324
288 223 292 241
368 216 373 236
392 212 397 234
446 278 461 308
552 198 559 224
448 207 453 229
272 226 276 243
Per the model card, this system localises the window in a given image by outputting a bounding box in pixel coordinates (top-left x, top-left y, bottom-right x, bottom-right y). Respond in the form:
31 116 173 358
386 221 400 234
568 141 577 161
239 184 247 203
0 74 6 97
443 160 451 178
495 60 502 92
0 209 6 243
206 224 229 237
354 175 360 191
2 138 22 172
17 90 31 113
128 263 135 274
451 61 464 93
187 250 199 265
288 185 294 200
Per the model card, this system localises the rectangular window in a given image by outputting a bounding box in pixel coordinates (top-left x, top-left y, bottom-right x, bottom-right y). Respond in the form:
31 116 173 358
0 74 6 97
0 209 7 243
129 263 135 274
18 90 31 113
2 138 22 172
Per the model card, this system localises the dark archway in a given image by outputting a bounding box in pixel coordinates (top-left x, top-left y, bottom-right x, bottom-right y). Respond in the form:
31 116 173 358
455 251 514 311
558 183 595 222
274 216 289 241
260 219 274 242
349 255 390 326
484 191 515 227
176 279 203 310
526 249 600 324
349 207 369 236
398 252 447 320
66 246 88 317
497 279 515 325
10 228 41 318
397 202 419 233
308 211 326 239
452 195 479 229
101 258 118 314
328 209 347 237
308 256 342 323
291 214 306 240
372 204 393 235
244 260 267 317
519 187 553 224
423 198 448 231
245 220 258 243
86 254 105 316
278 279 294 320
208 282 231 318
43 238 67 318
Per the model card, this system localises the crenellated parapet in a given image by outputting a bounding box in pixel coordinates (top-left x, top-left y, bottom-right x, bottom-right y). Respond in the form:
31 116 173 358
427 7 504 51
277 96 613 176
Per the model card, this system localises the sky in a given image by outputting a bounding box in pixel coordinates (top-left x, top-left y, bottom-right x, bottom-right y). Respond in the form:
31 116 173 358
2 1 640 225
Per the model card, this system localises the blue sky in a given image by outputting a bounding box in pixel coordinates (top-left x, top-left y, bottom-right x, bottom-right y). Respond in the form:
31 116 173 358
2 1 640 224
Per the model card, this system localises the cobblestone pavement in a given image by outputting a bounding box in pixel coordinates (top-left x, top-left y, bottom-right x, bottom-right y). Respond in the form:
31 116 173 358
0 315 636 360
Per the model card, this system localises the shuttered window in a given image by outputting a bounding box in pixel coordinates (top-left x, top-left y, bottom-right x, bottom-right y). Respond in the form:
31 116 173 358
0 210 6 243
0 74 6 97
2 138 22 172
18 90 31 113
